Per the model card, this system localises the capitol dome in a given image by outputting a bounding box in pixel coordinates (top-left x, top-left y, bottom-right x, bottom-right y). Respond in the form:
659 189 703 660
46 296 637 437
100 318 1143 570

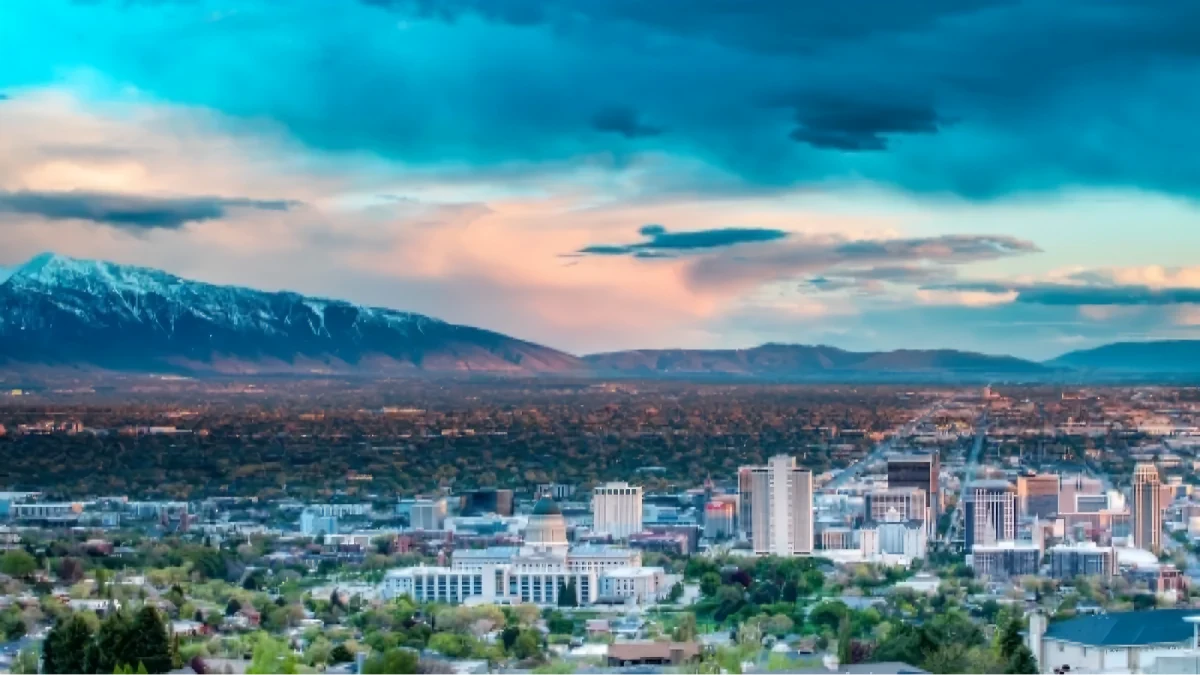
524 496 568 552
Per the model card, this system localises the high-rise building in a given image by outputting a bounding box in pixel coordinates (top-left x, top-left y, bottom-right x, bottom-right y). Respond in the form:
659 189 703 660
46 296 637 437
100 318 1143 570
964 480 1016 552
738 455 813 556
864 487 928 528
458 489 514 517
300 510 338 537
704 501 736 539
592 482 644 540
1047 543 1116 579
970 541 1041 578
1017 473 1060 519
888 454 940 517
1133 462 1162 552
410 498 448 531
1059 475 1103 514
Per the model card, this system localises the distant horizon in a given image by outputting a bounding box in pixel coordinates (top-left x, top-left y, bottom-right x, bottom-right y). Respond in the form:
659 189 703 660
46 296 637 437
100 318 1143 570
3 2 1200 361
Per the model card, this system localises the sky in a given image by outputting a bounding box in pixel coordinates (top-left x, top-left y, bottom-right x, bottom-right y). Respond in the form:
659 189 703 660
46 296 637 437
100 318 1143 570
1 1 1199 360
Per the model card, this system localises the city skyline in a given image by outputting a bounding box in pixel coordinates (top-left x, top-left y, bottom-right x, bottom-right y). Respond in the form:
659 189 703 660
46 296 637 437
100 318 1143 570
3 2 1200 359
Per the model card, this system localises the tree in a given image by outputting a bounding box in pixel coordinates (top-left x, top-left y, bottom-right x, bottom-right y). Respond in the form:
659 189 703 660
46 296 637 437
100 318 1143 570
1007 645 1038 674
837 616 852 665
674 613 698 642
57 557 86 583
557 578 578 607
246 634 298 675
128 606 173 673
922 644 969 674
668 582 684 603
362 647 419 674
501 626 522 651
766 614 793 638
700 572 722 597
86 610 136 674
428 633 470 659
10 647 40 675
0 550 37 578
44 614 95 674
513 630 542 661
330 644 354 664
225 598 242 616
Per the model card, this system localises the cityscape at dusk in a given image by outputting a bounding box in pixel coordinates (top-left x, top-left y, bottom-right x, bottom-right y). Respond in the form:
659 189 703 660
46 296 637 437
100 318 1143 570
5 2 1200 675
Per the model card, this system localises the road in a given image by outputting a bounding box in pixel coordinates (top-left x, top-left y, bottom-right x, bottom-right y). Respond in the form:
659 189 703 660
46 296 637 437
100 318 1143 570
945 410 988 547
824 405 941 491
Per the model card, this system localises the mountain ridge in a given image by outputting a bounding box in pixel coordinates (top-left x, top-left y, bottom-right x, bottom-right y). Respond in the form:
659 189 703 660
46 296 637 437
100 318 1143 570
2 253 1195 379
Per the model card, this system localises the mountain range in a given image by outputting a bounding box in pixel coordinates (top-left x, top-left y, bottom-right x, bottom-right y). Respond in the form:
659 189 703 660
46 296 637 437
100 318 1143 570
0 253 1195 379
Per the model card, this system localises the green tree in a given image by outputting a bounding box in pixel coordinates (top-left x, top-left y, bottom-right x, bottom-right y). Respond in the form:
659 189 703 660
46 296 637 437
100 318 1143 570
10 647 40 674
362 647 419 674
0 550 37 578
837 615 852 665
923 644 969 674
44 614 95 674
86 610 136 674
674 613 698 642
428 633 470 659
330 643 355 663
1007 646 1039 674
246 634 298 675
513 630 542 660
700 572 721 597
557 578 578 607
127 606 173 673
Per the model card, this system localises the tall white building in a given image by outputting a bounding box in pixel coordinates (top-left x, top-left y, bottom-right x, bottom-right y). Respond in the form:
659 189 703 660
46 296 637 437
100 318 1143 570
592 482 643 540
739 455 813 556
300 510 338 537
410 498 448 531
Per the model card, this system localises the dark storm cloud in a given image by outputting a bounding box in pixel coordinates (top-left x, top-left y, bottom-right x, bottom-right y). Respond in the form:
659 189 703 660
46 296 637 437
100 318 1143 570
578 224 789 256
20 0 1200 198
787 99 946 151
930 281 1200 306
0 189 296 230
592 107 663 139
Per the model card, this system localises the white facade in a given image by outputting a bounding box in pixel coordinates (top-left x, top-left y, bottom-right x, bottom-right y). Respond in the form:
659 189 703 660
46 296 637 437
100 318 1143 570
740 455 813 556
300 510 338 536
410 498 447 531
599 567 667 603
592 482 643 540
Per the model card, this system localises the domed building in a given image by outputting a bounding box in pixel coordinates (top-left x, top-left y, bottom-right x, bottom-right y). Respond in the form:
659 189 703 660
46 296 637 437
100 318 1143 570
383 492 668 608
523 496 569 553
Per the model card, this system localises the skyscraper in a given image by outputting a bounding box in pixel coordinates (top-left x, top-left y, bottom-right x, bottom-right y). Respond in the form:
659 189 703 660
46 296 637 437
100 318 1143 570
592 482 643 540
964 479 1016 552
888 454 940 517
1017 473 1060 519
1133 463 1162 552
738 455 813 556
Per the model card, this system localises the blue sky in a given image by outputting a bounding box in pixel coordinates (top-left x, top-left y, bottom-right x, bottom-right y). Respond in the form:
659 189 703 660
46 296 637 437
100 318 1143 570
1 0 1199 359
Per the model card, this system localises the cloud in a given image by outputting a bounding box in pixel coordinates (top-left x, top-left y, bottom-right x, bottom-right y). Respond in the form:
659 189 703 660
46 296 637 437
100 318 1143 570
577 224 788 256
787 99 945 151
803 265 957 293
8 0 1200 199
937 281 1200 306
592 107 663 139
0 189 296 230
684 233 1039 290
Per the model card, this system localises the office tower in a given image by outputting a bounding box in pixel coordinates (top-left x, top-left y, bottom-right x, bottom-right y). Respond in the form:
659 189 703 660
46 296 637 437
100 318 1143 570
1047 543 1116 579
1133 462 1162 552
592 482 644 540
1075 494 1109 513
888 454 940 517
458 489 514 517
1017 473 1061 518
1059 475 1103 514
864 487 928 526
964 480 1016 552
410 498 448 531
738 455 813 556
704 501 736 539
970 542 1041 578
300 510 338 537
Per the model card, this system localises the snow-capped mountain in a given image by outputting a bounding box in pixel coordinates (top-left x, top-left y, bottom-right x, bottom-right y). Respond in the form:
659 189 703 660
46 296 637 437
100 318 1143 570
0 253 585 375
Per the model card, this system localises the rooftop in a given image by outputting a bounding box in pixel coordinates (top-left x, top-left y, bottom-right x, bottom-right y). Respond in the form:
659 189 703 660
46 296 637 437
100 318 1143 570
1043 609 1200 647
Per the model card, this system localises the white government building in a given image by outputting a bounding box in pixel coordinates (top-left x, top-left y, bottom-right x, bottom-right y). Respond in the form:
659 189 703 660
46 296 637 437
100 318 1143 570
382 496 667 606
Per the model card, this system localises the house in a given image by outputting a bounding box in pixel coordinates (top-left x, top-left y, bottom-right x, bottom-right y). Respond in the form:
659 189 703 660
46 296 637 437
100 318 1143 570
1027 609 1200 673
585 619 611 638
606 641 701 667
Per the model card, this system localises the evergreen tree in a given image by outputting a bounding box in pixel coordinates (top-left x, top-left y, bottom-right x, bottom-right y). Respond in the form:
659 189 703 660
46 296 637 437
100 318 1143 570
87 611 137 674
44 614 94 674
129 606 173 673
557 579 578 607
837 615 853 665
1007 645 1038 674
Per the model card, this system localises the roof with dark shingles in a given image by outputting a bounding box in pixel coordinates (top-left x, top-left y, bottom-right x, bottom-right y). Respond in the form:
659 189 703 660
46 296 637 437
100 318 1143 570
1043 609 1200 646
